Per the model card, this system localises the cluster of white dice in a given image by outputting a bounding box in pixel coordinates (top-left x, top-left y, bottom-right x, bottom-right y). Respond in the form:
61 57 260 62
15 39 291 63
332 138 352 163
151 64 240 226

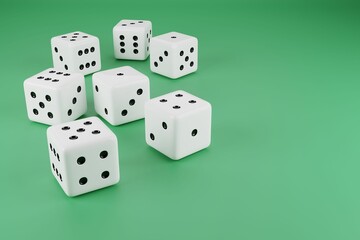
23 19 211 197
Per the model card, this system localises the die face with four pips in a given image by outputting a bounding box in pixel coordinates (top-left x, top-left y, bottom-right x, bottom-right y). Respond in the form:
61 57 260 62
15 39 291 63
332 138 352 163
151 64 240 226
51 31 101 75
47 117 120 197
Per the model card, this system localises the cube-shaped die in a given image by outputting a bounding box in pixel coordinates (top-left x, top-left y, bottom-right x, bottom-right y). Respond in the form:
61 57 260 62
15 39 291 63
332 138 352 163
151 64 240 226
145 90 211 160
113 20 152 60
93 66 150 126
51 31 101 75
23 68 87 125
47 117 120 197
150 32 198 79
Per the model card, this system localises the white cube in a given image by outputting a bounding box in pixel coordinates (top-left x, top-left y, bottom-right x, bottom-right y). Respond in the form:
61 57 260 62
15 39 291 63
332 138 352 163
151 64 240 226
23 68 87 125
150 32 198 79
92 66 150 126
47 117 120 197
113 20 152 60
145 90 211 160
51 31 101 75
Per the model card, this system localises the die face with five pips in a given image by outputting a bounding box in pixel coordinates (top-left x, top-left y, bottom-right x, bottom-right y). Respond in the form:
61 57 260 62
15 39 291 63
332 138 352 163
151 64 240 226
23 68 87 125
150 32 198 79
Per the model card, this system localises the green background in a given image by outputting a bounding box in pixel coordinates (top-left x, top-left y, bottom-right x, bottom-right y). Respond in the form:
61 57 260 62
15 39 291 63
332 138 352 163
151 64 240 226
1 0 360 239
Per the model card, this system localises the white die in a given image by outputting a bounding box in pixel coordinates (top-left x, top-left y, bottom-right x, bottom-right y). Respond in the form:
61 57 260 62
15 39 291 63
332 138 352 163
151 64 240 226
92 66 150 126
51 31 101 75
23 68 87 125
150 32 198 79
113 20 152 60
47 117 120 197
145 90 211 160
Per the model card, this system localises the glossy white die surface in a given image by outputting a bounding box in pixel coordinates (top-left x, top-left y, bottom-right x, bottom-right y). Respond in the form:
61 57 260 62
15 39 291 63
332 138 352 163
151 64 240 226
51 31 101 75
113 20 152 60
92 66 150 126
23 68 87 125
150 32 198 79
47 117 120 197
145 90 211 160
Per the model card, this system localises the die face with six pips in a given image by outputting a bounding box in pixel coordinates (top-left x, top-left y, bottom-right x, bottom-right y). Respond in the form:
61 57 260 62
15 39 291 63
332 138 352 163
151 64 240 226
113 20 152 60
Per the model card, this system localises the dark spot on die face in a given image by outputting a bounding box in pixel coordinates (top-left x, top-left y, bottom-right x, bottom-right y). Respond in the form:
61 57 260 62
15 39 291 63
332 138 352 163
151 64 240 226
173 105 181 109
190 62 194 67
79 65 84 70
62 126 70 130
133 36 138 41
48 112 53 118
67 109 72 116
180 51 184 56
91 61 96 66
39 102 45 108
175 94 183 97
180 65 184 71
54 47 58 53
69 135 78 140
150 133 155 140
79 177 87 185
120 42 125 47
192 129 198 136
84 49 89 54
95 86 99 92
133 49 138 54
189 100 197 104
84 121 92 125
159 99 167 103
45 95 51 102
77 86 81 93
120 48 125 53
78 50 83 56
92 130 101 134
154 62 158 67
101 171 110 179
120 35 125 40
129 99 135 106
133 42 138 47
90 47 95 52
72 97 77 104
30 92 36 98
100 151 108 159
121 110 128 116
159 56 163 62
85 63 90 68
77 128 85 132
164 51 168 56
190 47 194 53
162 122 167 129
104 108 108 115
77 156 86 165
33 109 39 115
137 89 143 95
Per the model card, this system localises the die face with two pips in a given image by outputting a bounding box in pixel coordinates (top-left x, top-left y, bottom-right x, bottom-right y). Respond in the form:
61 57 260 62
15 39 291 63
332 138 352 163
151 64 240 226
113 20 152 60
145 90 211 160
92 66 150 126
150 32 198 79
23 68 87 125
47 117 120 197
51 31 101 75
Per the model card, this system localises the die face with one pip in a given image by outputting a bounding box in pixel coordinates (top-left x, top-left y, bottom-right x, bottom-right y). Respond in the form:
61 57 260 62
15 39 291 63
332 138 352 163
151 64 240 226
150 32 198 79
23 68 87 125
93 66 150 126
51 31 101 75
145 90 211 160
113 20 152 60
47 117 120 197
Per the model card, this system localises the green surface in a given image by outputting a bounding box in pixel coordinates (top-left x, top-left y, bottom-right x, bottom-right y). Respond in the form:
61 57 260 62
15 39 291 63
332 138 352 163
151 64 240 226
1 0 360 239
